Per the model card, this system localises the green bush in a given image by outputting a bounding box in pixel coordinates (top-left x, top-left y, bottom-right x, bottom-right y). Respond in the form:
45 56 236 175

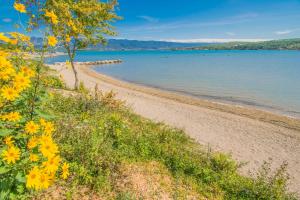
43 93 298 200
41 75 65 89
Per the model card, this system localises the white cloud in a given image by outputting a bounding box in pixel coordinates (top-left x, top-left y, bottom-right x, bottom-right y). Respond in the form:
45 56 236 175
163 38 271 43
138 15 159 23
275 30 292 35
2 18 12 23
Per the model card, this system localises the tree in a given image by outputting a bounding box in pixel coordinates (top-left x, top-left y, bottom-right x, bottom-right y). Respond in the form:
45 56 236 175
44 0 119 89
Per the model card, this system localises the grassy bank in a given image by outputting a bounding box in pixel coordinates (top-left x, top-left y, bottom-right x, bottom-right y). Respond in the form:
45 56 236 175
33 70 298 200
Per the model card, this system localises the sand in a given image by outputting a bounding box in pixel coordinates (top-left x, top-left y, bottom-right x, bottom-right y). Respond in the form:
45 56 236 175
49 63 300 194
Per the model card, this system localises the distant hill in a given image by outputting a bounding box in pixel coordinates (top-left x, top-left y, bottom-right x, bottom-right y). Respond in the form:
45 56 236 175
9 37 300 51
176 38 300 50
88 39 210 50
30 37 211 50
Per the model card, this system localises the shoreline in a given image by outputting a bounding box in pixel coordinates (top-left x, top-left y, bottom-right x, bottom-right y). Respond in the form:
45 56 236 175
93 69 300 120
83 65 300 132
49 62 300 193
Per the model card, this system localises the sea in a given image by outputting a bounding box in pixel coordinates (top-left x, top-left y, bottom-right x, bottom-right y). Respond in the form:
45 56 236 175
46 50 300 118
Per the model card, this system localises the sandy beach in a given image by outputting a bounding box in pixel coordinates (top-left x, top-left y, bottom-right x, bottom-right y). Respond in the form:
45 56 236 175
49 63 300 193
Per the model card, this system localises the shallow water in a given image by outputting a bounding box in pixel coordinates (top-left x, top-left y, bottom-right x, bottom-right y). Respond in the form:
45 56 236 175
47 50 300 118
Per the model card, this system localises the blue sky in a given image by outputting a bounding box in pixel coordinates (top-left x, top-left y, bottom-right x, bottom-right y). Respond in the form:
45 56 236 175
1 0 300 42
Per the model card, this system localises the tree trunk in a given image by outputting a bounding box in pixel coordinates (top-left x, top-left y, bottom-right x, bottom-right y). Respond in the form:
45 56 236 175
70 59 79 90
66 44 79 90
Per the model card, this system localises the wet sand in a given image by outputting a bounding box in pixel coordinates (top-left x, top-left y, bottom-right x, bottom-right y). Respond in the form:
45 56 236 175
49 63 300 194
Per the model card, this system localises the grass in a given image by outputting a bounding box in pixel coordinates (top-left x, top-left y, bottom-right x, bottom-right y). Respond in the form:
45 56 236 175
33 74 298 200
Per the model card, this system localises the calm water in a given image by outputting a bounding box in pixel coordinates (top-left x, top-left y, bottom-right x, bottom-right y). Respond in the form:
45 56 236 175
47 50 300 118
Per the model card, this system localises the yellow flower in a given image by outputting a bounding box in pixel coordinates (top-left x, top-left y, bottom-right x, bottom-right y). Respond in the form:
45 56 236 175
47 36 57 47
4 136 14 146
0 33 11 43
9 39 18 45
26 167 40 189
25 121 39 134
14 3 26 13
0 50 9 57
2 146 21 164
43 122 55 135
4 112 21 122
40 140 59 158
39 118 47 126
20 66 35 77
27 136 38 149
0 57 16 80
45 10 58 25
43 155 60 174
65 35 71 43
9 32 30 42
1 86 20 101
29 153 39 162
13 72 31 91
39 173 51 189
9 112 21 121
39 134 53 144
61 162 70 179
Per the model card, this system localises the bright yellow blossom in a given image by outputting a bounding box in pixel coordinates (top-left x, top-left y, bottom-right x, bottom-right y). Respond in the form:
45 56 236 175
43 122 55 135
0 50 9 57
47 36 57 47
9 32 30 43
45 10 58 25
0 33 11 43
27 136 39 149
43 155 60 174
2 112 21 122
14 3 26 13
39 118 47 126
38 173 51 189
61 162 70 179
2 146 21 164
20 66 35 77
29 154 39 162
14 73 31 91
40 140 59 158
0 57 16 80
9 39 18 45
65 35 71 43
39 134 53 144
25 121 39 134
4 136 14 146
26 167 40 189
1 86 20 101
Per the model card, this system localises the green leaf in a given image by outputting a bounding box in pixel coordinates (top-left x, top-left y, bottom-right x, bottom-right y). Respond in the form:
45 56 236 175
9 192 16 199
0 167 10 175
0 190 10 200
35 109 54 120
0 129 13 137
16 185 24 194
16 172 26 183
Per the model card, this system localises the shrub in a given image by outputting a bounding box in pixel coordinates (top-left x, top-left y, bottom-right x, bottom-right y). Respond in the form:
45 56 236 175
43 92 297 200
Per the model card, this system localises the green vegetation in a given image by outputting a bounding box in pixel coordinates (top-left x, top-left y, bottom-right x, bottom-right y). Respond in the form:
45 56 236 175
33 76 297 199
178 38 300 50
